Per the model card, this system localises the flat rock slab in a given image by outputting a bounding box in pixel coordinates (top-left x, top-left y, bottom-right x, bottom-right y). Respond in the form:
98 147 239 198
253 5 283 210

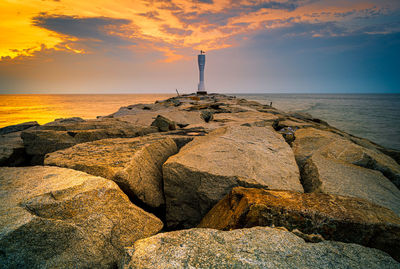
0 166 163 268
293 127 400 188
302 153 400 216
120 227 399 269
21 118 157 164
163 125 302 229
45 136 178 208
198 187 400 261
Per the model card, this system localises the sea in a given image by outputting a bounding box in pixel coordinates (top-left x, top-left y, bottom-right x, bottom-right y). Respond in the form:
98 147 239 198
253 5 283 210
0 93 399 150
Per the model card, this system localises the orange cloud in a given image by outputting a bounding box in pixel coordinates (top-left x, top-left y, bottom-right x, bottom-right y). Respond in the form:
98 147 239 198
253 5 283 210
1 0 398 62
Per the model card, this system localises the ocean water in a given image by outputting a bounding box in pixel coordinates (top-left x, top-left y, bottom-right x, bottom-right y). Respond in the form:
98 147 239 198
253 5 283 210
0 94 173 128
0 93 399 150
238 94 400 150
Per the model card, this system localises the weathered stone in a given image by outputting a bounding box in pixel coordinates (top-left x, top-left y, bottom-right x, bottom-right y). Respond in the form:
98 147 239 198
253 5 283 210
21 118 157 164
53 117 85 123
200 110 214 122
302 152 400 215
0 121 39 135
151 115 176 132
0 166 163 269
163 125 302 229
293 128 400 188
45 136 178 208
0 132 28 166
198 187 400 261
120 227 399 269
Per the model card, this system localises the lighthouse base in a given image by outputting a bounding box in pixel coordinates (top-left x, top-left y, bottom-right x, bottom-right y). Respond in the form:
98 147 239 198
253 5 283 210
196 90 207 95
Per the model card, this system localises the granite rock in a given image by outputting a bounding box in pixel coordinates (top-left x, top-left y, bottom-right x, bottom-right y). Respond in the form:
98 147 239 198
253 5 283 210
0 166 163 268
198 187 400 261
293 128 400 188
163 125 302 229
301 152 400 215
120 227 399 269
45 136 178 208
21 118 157 164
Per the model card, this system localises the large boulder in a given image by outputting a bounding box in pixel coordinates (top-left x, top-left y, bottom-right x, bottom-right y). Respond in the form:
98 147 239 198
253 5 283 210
120 227 399 268
198 187 400 261
0 166 163 268
45 136 178 208
293 128 400 188
21 118 157 164
163 125 302 229
0 132 27 166
302 152 400 215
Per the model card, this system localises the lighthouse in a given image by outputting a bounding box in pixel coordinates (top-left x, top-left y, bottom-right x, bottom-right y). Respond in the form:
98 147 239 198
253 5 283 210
197 50 207 95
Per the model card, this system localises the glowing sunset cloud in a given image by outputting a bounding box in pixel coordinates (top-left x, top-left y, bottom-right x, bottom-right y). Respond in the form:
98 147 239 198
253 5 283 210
0 0 399 93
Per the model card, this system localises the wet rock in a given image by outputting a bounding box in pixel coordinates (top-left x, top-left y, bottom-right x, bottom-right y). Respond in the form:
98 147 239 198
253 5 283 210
198 187 400 261
0 132 28 166
120 227 399 269
163 126 302 229
151 115 176 132
0 121 39 135
45 136 178 208
0 166 163 268
21 118 157 164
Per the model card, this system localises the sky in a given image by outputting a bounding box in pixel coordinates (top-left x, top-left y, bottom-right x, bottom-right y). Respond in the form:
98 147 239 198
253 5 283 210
0 0 399 94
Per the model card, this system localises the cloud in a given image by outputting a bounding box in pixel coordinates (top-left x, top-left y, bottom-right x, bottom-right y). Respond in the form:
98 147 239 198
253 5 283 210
161 24 193 36
137 11 163 21
32 13 133 43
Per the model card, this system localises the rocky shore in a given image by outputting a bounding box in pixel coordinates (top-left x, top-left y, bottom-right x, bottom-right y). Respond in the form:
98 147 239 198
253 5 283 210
1 94 400 268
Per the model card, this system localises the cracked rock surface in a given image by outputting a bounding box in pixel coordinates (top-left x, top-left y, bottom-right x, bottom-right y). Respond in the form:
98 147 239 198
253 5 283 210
163 125 303 229
198 187 400 261
45 136 178 208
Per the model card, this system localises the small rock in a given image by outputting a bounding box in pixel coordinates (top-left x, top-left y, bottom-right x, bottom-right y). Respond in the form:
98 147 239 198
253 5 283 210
151 115 176 132
200 110 214 122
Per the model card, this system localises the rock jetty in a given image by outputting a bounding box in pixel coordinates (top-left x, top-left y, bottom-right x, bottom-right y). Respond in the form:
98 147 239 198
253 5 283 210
1 93 400 268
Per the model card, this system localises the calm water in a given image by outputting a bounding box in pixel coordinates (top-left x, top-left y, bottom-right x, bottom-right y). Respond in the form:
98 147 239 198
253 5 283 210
0 93 399 150
0 94 174 127
238 94 400 150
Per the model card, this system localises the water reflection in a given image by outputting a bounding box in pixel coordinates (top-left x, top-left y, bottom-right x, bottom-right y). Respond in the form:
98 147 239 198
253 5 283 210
0 94 174 127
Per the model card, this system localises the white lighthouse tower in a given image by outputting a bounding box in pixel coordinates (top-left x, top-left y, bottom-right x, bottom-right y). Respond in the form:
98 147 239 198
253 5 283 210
197 50 207 95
